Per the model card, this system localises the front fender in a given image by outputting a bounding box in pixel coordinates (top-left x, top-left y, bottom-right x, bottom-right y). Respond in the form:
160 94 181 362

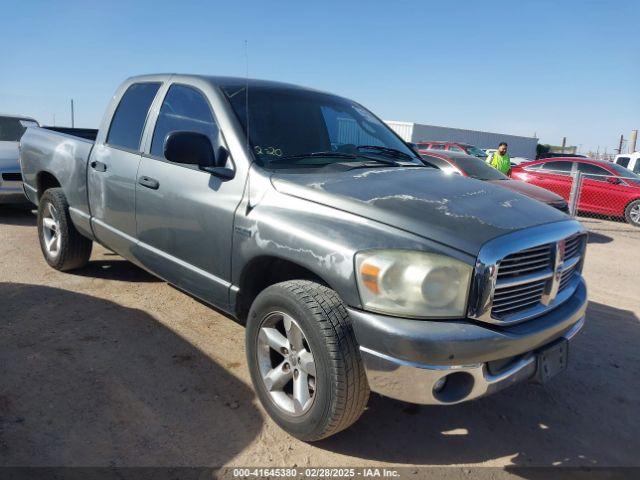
231 187 475 309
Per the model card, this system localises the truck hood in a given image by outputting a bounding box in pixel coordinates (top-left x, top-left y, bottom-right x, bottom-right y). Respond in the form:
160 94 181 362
271 167 568 255
487 178 565 205
0 141 19 169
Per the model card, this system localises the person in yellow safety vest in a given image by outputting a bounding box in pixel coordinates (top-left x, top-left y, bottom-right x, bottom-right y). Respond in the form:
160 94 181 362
487 142 511 175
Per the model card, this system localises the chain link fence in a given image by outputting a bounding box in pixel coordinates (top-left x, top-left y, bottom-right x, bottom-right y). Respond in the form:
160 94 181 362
567 171 640 230
512 166 640 236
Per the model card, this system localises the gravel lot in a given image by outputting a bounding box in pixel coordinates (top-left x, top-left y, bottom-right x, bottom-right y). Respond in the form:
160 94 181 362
1 206 638 471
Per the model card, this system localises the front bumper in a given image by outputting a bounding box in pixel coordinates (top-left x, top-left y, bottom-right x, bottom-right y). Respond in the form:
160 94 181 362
348 278 587 405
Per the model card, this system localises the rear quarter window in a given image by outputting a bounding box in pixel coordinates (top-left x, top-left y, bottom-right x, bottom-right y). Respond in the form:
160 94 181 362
107 82 161 151
616 157 630 168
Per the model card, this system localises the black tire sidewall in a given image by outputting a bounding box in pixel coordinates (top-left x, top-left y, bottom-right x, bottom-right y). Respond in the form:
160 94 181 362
246 286 336 439
37 189 69 269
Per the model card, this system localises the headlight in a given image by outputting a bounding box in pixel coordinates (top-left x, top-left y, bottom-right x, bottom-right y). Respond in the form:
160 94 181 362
355 250 472 318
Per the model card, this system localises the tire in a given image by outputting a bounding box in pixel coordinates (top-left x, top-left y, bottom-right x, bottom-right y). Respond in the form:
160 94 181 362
37 188 92 271
245 280 369 441
624 199 640 227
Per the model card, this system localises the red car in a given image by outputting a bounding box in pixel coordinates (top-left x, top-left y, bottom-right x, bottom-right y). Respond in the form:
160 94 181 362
416 141 488 159
421 151 569 212
511 157 640 226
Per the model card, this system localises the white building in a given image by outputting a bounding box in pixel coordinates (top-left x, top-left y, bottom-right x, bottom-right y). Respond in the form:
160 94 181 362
385 121 538 159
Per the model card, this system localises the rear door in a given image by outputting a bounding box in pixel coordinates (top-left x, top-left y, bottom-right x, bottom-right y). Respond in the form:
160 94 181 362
524 160 574 199
88 82 161 256
134 82 242 308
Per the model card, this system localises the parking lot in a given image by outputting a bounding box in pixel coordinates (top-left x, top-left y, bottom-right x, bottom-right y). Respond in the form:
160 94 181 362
1 206 638 469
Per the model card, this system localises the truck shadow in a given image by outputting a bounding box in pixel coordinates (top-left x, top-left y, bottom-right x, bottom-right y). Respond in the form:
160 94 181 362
70 259 162 283
0 282 261 467
317 301 640 468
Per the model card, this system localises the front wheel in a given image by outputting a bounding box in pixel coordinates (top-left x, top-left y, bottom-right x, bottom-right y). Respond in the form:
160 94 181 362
37 188 92 271
624 199 640 227
245 280 369 441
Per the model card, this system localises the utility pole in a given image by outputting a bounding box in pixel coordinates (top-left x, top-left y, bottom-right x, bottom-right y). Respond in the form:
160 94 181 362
561 137 567 153
629 130 638 153
617 134 624 154
70 99 75 128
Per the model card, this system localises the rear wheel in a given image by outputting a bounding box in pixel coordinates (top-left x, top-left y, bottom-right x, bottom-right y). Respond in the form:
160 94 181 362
624 199 640 227
245 280 369 441
37 188 92 271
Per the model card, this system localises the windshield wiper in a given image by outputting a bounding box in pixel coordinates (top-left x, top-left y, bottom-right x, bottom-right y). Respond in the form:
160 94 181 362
267 151 401 167
357 145 414 160
267 152 357 164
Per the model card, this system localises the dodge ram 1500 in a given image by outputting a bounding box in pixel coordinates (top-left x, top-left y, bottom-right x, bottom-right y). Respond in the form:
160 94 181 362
20 74 587 440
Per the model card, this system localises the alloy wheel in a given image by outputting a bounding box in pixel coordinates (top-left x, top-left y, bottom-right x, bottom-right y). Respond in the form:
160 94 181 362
630 204 640 225
256 311 317 416
42 202 61 258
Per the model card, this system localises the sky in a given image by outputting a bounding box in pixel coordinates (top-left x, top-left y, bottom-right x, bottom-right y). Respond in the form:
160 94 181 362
1 0 638 154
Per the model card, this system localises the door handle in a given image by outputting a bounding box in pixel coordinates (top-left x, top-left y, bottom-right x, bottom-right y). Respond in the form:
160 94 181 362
138 176 160 190
90 160 107 172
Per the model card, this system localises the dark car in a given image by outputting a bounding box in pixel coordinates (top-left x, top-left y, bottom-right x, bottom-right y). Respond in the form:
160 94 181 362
421 150 570 213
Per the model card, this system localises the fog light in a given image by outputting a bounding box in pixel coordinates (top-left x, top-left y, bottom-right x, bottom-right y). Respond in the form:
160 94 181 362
433 376 447 393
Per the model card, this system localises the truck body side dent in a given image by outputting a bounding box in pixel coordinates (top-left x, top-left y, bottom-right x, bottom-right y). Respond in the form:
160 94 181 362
20 127 95 240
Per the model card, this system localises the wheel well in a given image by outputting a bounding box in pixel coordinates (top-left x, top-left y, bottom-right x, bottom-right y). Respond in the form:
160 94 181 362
36 171 61 200
235 257 328 322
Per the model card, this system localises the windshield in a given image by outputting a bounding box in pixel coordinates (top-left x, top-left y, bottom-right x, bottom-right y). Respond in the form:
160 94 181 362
464 145 489 158
607 162 640 178
455 156 507 180
0 117 30 142
222 85 422 169
605 162 640 185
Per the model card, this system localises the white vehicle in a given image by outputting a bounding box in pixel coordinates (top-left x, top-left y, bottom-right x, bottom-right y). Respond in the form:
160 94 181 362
614 152 640 174
0 114 39 204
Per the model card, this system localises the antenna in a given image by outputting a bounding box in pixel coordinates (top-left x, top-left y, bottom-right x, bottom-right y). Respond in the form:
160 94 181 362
244 40 250 156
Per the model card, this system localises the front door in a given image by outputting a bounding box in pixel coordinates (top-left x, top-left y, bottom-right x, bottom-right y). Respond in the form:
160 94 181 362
134 83 243 308
88 82 161 257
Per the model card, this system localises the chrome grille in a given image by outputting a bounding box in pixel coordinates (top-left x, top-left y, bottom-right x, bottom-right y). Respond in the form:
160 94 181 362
490 234 585 322
563 235 582 261
468 223 587 326
496 244 552 280
491 279 546 316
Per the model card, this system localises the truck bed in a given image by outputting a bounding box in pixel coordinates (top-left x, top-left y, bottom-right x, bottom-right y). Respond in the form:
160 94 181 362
42 126 99 141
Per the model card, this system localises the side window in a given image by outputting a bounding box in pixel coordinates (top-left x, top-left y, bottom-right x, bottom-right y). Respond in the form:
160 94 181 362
107 83 161 150
616 157 630 168
634 160 640 174
430 144 446 150
577 162 611 182
151 84 219 158
540 161 573 176
448 145 464 152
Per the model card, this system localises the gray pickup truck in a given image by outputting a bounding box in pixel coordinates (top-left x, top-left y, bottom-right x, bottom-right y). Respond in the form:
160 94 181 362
20 74 587 441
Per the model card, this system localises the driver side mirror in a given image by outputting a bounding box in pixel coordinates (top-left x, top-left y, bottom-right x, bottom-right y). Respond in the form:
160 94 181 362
164 131 234 179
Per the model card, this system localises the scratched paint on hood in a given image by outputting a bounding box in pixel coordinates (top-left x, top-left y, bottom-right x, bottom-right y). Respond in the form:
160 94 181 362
271 167 568 255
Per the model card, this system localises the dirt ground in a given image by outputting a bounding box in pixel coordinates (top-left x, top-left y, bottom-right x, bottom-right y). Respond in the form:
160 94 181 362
1 206 638 472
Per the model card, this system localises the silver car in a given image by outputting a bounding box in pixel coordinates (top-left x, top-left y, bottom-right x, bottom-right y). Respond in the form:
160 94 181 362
0 114 39 204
